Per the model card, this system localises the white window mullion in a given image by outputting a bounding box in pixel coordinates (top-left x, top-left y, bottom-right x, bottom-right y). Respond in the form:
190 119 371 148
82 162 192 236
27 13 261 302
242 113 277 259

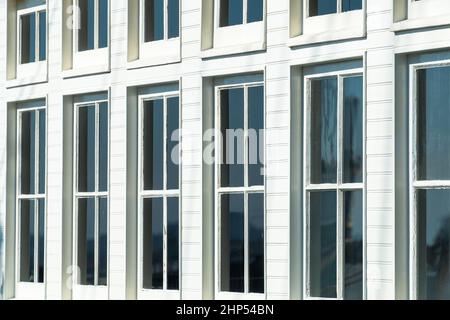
337 0 342 13
35 12 40 62
243 0 248 24
163 97 169 290
336 190 344 300
243 86 250 294
34 110 40 283
164 0 168 40
94 0 99 49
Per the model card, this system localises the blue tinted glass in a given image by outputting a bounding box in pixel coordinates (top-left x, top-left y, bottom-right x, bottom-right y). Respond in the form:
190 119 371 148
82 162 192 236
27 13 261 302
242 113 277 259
342 0 362 12
168 0 179 38
221 193 245 293
221 88 245 188
343 76 363 183
248 86 265 187
167 97 180 190
39 110 46 195
20 200 35 283
21 13 36 63
310 0 337 16
98 197 108 286
21 111 36 195
311 77 338 184
143 198 164 289
418 189 450 300
220 0 243 27
99 102 108 192
249 193 264 293
418 67 450 181
310 191 337 299
98 0 108 48
167 197 179 290
344 191 363 300
78 198 95 285
247 0 264 23
145 0 164 42
78 105 96 193
78 0 95 51
144 100 164 190
38 199 45 283
39 11 46 61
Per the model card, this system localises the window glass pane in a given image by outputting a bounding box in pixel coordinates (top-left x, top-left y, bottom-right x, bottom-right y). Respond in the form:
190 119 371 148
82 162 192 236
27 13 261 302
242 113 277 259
20 200 35 283
310 191 337 298
98 102 108 192
39 11 46 61
38 199 45 283
143 100 164 191
144 0 164 42
21 111 36 195
249 193 264 293
78 0 95 51
417 189 450 300
143 198 164 289
98 0 108 48
220 193 245 293
248 86 265 187
343 76 363 183
342 0 362 12
310 77 338 184
98 197 108 286
78 105 96 193
77 198 95 286
39 110 46 195
247 0 264 23
167 197 179 290
220 0 243 27
167 97 180 190
168 0 180 38
21 13 36 64
220 88 245 188
417 67 450 181
309 0 337 16
344 191 363 300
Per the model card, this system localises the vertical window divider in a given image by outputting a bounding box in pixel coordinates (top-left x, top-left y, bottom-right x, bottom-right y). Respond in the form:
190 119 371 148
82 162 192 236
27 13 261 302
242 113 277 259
164 0 169 40
94 0 99 50
243 0 248 24
243 85 250 294
336 75 344 300
35 12 40 64
94 102 100 286
163 96 169 291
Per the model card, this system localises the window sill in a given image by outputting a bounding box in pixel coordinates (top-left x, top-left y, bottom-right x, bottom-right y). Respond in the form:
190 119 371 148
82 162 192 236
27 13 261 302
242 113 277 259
137 289 180 300
392 16 450 33
7 62 48 88
288 27 365 48
15 282 46 300
215 292 265 300
201 41 266 59
62 63 111 79
72 285 109 300
128 38 181 69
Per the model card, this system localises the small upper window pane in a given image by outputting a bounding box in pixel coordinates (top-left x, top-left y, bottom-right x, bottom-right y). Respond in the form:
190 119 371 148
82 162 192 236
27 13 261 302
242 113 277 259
247 0 264 23
168 0 180 38
39 11 46 61
309 0 337 17
220 0 244 27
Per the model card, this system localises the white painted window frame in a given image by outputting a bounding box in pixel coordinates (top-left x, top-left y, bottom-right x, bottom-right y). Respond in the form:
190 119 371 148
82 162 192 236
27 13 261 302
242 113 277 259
214 81 267 301
140 0 180 43
72 99 110 300
303 68 366 300
408 59 450 300
15 104 47 300
137 91 181 300
17 5 46 65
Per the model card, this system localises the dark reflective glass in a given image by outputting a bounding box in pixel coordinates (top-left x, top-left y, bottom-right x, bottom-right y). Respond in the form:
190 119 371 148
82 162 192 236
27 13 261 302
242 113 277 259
78 105 96 193
98 0 108 48
249 193 264 293
145 0 164 42
417 189 450 300
167 97 180 190
78 0 95 51
20 200 35 283
167 197 180 290
310 77 338 184
78 198 95 285
39 11 46 61
99 102 108 192
21 111 36 195
310 191 337 298
143 198 164 289
417 67 450 181
344 191 363 300
221 88 245 188
168 0 180 38
247 0 264 23
38 199 45 283
342 0 362 12
98 197 108 286
309 0 337 16
21 13 36 64
248 86 265 187
143 100 164 191
220 193 245 293
343 76 363 183
220 0 243 27
39 110 46 195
